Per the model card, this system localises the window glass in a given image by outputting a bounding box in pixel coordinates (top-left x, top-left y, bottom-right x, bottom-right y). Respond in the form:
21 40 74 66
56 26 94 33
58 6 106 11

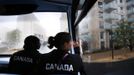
77 0 134 63
120 0 122 3
0 12 68 54
100 32 104 39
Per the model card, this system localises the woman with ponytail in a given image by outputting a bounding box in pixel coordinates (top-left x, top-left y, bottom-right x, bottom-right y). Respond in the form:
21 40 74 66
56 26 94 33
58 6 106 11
39 32 86 75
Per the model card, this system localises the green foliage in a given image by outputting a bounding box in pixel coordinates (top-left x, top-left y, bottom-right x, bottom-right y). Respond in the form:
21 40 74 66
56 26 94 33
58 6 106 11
113 21 134 50
7 29 21 43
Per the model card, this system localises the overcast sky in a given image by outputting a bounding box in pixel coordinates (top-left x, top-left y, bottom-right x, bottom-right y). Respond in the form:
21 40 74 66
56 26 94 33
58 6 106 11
0 12 65 37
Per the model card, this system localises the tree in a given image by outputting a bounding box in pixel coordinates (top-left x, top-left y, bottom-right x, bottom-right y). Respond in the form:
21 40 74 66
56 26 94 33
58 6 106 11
6 29 21 46
113 21 134 51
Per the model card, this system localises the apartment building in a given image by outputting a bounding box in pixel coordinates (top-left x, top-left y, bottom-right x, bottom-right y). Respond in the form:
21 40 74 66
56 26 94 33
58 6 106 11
103 0 127 49
78 0 128 52
78 2 101 52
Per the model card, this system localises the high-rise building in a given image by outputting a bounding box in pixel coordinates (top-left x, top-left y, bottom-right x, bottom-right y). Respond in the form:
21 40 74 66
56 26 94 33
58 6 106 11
78 0 129 52
103 0 127 49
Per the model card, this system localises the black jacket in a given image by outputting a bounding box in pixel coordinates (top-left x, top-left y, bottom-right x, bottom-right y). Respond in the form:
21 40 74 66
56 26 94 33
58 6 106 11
8 50 41 74
39 50 86 75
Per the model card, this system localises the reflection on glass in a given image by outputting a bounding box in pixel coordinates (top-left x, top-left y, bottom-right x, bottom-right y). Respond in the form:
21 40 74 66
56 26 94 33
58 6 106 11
0 12 68 54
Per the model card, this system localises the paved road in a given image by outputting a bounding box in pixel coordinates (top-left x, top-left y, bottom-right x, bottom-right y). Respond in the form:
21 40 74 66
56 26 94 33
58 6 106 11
84 58 134 75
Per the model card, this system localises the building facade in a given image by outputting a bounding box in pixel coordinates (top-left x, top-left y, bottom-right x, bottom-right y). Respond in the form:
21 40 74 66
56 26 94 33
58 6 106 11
127 0 134 22
78 0 132 52
103 0 127 49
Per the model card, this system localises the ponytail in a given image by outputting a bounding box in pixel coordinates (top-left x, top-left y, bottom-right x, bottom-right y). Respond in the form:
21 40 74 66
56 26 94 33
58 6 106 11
48 32 71 49
48 36 55 49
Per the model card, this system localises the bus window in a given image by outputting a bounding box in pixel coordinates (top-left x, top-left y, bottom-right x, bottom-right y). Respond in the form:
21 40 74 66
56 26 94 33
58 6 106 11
76 0 134 63
0 12 68 54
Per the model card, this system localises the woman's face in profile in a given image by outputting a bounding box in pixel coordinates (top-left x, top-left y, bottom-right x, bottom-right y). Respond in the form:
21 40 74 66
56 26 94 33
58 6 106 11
63 41 73 52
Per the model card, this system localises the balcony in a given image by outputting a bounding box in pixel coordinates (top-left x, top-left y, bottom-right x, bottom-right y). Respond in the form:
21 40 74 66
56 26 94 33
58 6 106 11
98 8 103 13
103 0 114 4
104 14 118 23
128 17 134 22
104 2 116 13
104 24 118 30
104 24 111 30
127 0 134 6
127 8 134 15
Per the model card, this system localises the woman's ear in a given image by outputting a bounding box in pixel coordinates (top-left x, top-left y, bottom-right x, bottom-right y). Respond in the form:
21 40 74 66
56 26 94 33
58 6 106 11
65 41 73 49
63 42 69 50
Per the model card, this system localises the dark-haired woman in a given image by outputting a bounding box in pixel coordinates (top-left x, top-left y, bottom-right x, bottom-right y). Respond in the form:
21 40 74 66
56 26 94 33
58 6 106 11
40 32 86 75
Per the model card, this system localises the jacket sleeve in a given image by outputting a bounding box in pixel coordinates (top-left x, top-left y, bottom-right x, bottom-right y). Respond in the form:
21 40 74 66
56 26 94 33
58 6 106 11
77 55 87 75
